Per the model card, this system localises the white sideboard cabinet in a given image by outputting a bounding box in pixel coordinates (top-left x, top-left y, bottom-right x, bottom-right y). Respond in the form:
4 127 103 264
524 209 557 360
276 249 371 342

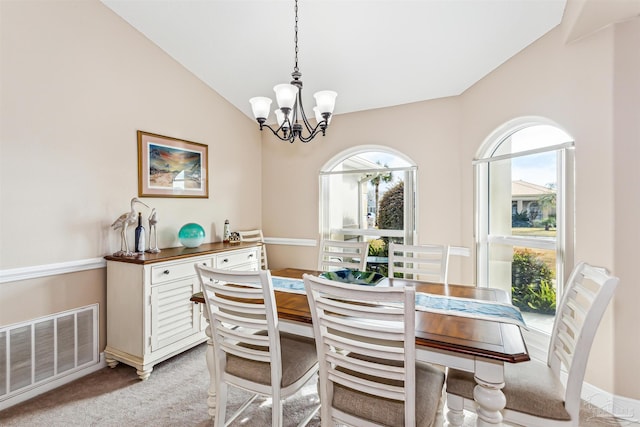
104 242 260 380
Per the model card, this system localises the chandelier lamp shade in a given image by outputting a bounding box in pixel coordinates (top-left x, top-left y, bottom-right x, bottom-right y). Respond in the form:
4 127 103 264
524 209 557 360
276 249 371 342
249 0 337 144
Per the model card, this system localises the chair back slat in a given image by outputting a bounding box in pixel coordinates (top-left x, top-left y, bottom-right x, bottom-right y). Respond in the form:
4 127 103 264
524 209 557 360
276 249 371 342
547 262 619 418
195 265 281 366
238 229 268 269
317 239 370 271
211 299 267 318
323 334 405 361
216 327 268 347
326 352 406 380
321 314 406 341
316 297 404 320
328 368 406 401
304 273 416 426
219 342 273 363
388 242 450 283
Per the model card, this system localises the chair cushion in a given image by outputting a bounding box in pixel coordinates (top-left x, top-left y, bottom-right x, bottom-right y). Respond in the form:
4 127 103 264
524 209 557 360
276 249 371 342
225 332 317 388
332 357 445 427
446 360 571 421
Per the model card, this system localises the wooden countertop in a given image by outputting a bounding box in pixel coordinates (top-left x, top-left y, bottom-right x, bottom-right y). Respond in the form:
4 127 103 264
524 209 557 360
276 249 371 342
104 241 260 265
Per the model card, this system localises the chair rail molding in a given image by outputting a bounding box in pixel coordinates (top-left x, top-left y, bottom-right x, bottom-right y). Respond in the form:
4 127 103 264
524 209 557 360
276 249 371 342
263 237 317 247
0 257 106 284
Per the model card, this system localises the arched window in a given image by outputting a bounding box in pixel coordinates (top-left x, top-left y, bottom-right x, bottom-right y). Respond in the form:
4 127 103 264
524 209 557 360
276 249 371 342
319 146 417 274
475 117 574 337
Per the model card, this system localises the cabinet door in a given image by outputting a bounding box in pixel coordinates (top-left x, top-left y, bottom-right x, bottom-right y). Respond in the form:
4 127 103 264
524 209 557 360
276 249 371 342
150 278 201 352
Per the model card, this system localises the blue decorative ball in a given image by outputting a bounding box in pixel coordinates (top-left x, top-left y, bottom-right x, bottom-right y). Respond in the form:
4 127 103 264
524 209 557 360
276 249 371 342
178 223 205 248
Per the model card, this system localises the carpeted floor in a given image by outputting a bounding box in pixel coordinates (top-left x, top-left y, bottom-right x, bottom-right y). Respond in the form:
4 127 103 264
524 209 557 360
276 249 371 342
0 343 633 426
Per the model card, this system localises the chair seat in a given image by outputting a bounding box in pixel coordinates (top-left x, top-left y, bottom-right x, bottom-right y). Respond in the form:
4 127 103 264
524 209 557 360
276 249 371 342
334 357 445 427
446 360 570 421
225 332 318 387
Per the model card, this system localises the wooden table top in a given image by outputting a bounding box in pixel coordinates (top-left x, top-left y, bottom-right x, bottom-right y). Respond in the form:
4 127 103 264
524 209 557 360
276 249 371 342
192 267 530 364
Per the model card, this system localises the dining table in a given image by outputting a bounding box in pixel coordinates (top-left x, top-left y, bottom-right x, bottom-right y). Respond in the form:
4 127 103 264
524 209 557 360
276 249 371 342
191 267 529 427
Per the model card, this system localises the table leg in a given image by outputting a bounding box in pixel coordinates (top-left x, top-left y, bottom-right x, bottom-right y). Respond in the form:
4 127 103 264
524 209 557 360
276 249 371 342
473 359 506 426
202 310 216 418
445 392 466 426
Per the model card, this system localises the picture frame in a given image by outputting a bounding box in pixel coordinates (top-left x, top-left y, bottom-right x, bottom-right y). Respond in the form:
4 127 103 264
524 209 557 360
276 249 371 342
137 131 209 198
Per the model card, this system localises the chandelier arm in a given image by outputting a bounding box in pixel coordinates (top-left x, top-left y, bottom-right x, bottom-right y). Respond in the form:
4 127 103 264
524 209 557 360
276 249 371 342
294 90 316 134
297 121 328 143
259 123 296 143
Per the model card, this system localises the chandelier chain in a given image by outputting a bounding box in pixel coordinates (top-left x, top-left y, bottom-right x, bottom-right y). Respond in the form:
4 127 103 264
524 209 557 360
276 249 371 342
294 0 299 73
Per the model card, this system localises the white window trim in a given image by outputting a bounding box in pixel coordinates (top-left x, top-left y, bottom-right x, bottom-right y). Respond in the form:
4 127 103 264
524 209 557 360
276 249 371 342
319 145 417 245
475 117 575 341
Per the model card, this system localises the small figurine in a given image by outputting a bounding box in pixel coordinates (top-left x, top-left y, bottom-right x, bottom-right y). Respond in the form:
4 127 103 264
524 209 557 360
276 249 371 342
111 197 149 256
147 208 161 253
223 219 231 243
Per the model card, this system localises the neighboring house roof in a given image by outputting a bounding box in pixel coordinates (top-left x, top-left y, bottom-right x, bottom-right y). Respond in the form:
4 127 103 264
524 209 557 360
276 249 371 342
512 180 555 197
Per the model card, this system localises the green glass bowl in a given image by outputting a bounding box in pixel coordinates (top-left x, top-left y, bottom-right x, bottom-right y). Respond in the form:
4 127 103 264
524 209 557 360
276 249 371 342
178 223 205 248
319 269 385 286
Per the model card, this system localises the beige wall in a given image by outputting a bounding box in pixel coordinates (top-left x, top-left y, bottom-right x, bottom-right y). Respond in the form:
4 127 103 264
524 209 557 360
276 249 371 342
263 15 640 400
612 17 640 401
262 98 465 278
0 0 262 347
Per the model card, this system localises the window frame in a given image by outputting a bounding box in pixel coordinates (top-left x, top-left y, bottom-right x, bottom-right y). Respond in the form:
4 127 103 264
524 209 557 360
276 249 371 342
319 145 417 245
474 117 575 338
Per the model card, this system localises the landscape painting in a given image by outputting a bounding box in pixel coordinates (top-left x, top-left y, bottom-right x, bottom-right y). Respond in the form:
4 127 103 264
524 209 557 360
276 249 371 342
137 131 208 198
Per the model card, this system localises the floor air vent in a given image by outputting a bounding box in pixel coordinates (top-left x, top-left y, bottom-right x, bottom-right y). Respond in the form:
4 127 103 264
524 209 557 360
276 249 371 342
0 304 99 409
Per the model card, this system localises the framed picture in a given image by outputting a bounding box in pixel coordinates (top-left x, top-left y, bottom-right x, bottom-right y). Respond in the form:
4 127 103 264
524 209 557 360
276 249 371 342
137 131 208 198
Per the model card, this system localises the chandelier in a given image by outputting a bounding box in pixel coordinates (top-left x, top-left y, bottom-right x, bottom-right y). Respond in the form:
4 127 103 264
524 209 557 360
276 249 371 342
249 0 337 144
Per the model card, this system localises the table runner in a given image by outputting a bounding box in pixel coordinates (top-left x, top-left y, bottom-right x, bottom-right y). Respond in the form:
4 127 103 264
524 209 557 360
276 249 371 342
272 276 527 329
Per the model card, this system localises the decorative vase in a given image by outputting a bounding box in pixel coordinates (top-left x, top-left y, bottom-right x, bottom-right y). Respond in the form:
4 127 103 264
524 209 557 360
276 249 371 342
178 223 205 248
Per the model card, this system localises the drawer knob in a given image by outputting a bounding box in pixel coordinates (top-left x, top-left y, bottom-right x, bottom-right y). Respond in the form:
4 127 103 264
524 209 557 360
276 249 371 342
223 258 229 263
163 270 170 275
248 254 254 258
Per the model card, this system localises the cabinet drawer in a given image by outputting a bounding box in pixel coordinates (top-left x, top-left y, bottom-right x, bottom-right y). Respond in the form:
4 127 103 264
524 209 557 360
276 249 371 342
151 258 212 284
214 248 259 269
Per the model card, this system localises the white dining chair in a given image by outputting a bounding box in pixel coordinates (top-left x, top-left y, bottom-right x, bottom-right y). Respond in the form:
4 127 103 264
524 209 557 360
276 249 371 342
195 266 320 427
388 242 450 283
317 239 369 271
445 261 619 427
238 229 268 269
304 273 445 426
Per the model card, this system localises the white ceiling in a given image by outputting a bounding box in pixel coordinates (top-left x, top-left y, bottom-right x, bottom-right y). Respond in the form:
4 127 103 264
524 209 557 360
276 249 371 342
101 0 567 121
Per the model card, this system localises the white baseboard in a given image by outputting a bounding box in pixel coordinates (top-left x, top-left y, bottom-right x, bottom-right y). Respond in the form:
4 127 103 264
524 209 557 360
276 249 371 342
0 353 108 411
519 328 640 423
581 382 640 424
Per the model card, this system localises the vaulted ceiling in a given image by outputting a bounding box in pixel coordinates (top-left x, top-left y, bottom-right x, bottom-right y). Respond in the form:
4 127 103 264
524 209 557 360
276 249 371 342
102 0 567 121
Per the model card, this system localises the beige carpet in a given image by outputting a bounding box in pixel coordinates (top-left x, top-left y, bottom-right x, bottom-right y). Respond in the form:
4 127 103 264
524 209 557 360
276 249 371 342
0 343 632 426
